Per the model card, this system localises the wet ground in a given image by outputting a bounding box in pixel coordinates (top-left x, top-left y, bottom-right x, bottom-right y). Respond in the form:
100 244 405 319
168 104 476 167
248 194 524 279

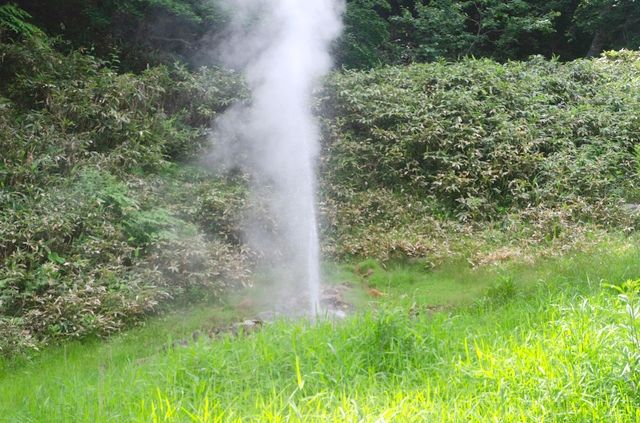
165 284 354 351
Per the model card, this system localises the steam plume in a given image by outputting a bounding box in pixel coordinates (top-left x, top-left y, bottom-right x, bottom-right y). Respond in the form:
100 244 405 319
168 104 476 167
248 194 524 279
211 0 344 313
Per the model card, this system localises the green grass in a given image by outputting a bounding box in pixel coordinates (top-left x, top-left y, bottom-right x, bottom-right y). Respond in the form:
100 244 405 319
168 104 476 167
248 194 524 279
2 241 640 422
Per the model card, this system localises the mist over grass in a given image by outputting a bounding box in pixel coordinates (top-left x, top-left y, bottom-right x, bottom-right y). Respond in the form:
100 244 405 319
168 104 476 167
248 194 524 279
209 0 344 313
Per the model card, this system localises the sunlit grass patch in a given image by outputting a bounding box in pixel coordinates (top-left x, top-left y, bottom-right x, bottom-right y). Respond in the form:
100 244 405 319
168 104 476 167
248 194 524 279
138 287 640 422
2 243 640 421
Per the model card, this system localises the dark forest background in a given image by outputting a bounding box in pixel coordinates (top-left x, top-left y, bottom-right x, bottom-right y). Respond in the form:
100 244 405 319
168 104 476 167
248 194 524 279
4 0 640 70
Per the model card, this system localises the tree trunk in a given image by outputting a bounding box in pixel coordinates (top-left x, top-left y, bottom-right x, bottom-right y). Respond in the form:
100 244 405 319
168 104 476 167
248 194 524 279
586 28 607 57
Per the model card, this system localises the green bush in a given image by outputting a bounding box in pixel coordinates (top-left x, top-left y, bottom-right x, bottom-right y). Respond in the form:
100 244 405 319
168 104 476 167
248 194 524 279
322 53 640 216
320 52 640 258
4 28 640 356
0 36 248 354
0 4 42 40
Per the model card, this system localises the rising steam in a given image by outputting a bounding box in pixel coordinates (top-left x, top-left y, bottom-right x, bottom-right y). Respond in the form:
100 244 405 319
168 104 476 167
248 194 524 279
210 0 344 313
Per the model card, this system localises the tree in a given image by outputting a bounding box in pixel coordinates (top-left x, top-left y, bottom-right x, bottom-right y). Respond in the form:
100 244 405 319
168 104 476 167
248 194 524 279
390 0 473 62
573 0 640 57
12 0 227 69
389 0 560 62
8 0 640 69
0 3 42 40
337 0 393 68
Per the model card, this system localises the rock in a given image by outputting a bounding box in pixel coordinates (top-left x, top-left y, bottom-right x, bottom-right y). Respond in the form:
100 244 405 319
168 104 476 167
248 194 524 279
169 339 189 350
332 310 347 319
231 319 263 335
256 310 281 322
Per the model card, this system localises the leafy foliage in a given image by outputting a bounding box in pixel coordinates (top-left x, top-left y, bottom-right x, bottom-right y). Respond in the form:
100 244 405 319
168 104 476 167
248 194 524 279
5 0 640 70
320 51 640 258
390 0 559 62
0 3 42 40
338 0 393 68
2 3 640 356
337 0 640 68
574 0 640 40
12 0 227 69
0 35 249 354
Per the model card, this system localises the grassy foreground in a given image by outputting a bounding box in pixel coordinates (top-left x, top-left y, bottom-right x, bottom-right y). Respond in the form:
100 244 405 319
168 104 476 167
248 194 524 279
2 241 640 422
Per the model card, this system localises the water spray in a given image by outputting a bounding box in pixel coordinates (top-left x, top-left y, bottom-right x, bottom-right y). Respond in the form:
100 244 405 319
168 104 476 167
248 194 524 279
212 0 344 314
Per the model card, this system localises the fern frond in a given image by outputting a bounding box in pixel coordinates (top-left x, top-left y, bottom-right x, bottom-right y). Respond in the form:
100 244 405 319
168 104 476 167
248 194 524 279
0 4 43 39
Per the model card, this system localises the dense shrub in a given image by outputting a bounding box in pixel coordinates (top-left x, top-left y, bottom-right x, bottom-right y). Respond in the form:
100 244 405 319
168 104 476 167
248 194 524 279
3 30 640 355
0 38 243 184
0 37 248 355
320 50 640 257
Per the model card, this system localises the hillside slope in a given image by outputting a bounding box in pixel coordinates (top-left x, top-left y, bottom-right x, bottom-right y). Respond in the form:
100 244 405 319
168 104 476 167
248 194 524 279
2 34 640 354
